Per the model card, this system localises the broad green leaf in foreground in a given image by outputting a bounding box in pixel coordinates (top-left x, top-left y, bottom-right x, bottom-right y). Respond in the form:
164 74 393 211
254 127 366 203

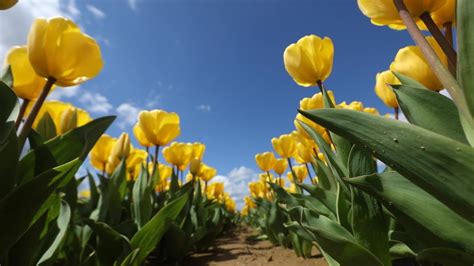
300 109 474 221
346 172 474 253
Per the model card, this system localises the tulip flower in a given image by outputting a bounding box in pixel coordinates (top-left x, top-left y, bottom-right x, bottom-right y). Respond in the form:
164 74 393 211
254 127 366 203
207 182 224 200
357 0 446 30
271 134 297 159
191 142 206 160
363 107 380 115
90 134 116 173
0 0 17 9
162 142 193 171
294 113 330 143
390 37 447 91
295 142 314 164
26 100 91 135
3 46 50 101
133 123 153 148
273 158 288 176
244 196 256 209
137 110 180 147
125 148 148 181
255 152 276 172
259 173 274 183
249 181 265 199
299 91 335 111
27 17 103 87
109 133 131 162
200 164 217 183
375 70 400 109
287 165 308 184
283 35 334 87
431 0 454 27
189 158 202 176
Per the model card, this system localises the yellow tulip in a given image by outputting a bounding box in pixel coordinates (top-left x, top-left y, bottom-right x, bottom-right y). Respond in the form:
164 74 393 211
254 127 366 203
431 0 455 27
0 0 17 9
299 91 335 110
259 173 274 183
137 110 180 146
189 158 202 176
3 46 49 100
273 158 288 176
199 164 217 182
287 183 297 194
255 152 276 172
283 35 334 86
133 123 153 148
274 177 285 188
363 107 380 115
191 142 206 160
109 133 131 162
248 181 265 198
90 134 116 172
207 182 224 200
27 17 103 87
125 148 147 181
244 196 256 209
162 142 193 171
272 134 297 158
224 194 236 212
357 0 446 30
27 101 91 135
295 142 314 164
390 37 447 91
287 165 307 183
337 101 364 111
78 190 91 199
294 113 329 143
375 70 400 109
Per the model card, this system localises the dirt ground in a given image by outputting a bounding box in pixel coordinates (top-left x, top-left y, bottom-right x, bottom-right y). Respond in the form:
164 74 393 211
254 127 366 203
182 226 328 266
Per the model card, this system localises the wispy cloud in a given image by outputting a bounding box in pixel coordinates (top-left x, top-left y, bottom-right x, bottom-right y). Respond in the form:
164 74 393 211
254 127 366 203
79 92 114 114
86 4 106 19
116 103 141 129
48 86 81 100
127 0 138 11
66 0 80 18
196 104 211 112
211 166 258 209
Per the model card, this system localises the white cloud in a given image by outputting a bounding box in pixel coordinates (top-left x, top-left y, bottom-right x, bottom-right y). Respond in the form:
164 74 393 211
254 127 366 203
86 4 106 19
79 91 113 114
196 104 211 112
48 85 81 100
127 0 138 10
116 103 142 129
0 0 78 57
210 166 258 209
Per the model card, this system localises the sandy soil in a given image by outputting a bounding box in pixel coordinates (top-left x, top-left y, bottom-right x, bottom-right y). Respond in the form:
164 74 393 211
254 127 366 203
182 226 328 266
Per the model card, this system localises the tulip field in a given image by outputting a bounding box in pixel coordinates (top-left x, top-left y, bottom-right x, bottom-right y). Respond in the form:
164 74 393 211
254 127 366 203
0 0 473 265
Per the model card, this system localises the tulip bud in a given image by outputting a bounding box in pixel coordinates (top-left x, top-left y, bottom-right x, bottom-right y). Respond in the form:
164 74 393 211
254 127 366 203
190 158 202 176
59 107 78 134
111 133 131 161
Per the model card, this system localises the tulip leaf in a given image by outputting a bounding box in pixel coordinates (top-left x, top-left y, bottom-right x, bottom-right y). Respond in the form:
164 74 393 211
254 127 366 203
0 122 18 199
393 72 426 90
36 112 57 141
458 0 474 117
133 164 152 229
345 171 474 254
37 200 71 265
129 192 188 265
393 85 468 144
1 65 13 88
300 109 474 222
299 183 337 216
416 248 474 266
0 160 77 252
0 80 18 124
18 116 115 184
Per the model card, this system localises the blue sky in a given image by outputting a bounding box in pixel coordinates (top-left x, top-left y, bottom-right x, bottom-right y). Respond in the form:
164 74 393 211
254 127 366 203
1 0 414 206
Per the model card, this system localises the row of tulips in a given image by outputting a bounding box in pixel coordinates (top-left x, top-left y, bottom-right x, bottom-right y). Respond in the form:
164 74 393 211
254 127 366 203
242 0 474 265
0 14 235 265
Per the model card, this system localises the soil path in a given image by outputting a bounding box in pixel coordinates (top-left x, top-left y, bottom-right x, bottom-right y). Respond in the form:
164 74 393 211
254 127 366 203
182 226 328 266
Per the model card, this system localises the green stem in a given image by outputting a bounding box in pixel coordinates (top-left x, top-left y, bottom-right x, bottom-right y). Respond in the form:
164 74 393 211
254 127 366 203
14 99 29 130
443 22 456 75
419 12 457 70
17 77 55 150
394 107 399 120
393 0 471 130
287 158 301 194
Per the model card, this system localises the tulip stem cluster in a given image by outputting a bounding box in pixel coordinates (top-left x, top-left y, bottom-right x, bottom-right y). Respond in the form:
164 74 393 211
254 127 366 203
393 0 472 130
419 12 457 71
17 77 56 149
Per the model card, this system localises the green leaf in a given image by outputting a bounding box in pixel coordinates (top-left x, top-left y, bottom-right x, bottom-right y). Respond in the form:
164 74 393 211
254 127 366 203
0 80 18 124
393 72 426 90
84 219 131 265
38 200 71 265
18 116 115 184
416 248 474 266
346 172 474 253
457 0 474 117
1 65 13 88
393 85 468 144
35 112 57 141
300 109 474 221
0 122 18 198
132 164 152 229
0 160 77 252
129 192 188 265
